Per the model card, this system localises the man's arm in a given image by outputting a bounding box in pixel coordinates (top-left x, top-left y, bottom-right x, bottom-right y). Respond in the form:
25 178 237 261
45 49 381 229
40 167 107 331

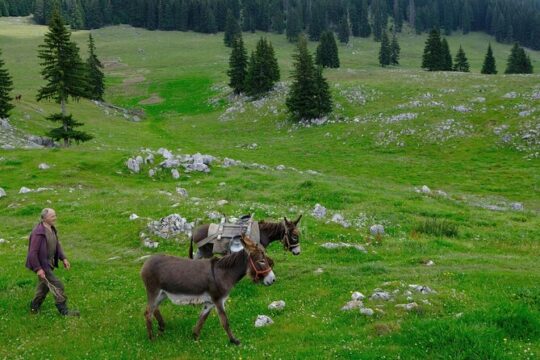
27 233 46 278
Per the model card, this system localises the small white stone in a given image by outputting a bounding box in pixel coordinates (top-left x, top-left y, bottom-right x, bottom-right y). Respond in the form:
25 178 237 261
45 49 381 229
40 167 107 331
510 202 523 211
171 169 180 179
275 165 286 171
255 315 273 327
268 300 286 310
360 308 374 316
370 291 392 301
312 204 327 219
395 302 418 311
217 200 228 206
129 213 139 220
421 185 431 194
176 188 188 197
426 260 435 266
38 163 50 170
351 292 365 301
370 224 385 236
19 187 32 194
314 268 324 274
0 238 6 244
341 300 363 311
0 188 6 197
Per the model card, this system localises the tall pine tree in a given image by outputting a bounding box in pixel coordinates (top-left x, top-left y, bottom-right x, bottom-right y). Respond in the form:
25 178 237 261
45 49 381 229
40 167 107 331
245 37 280 97
337 14 350 44
358 0 371 38
390 33 400 65
371 0 387 41
315 31 340 68
85 34 105 101
287 35 332 121
286 5 301 43
481 44 497 74
0 49 14 119
505 43 533 74
378 31 391 67
227 34 248 94
453 45 469 72
223 9 241 47
37 9 92 146
441 38 453 71
422 28 442 71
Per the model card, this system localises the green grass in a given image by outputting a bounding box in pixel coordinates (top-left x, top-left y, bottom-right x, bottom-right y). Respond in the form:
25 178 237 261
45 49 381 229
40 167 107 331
0 16 539 359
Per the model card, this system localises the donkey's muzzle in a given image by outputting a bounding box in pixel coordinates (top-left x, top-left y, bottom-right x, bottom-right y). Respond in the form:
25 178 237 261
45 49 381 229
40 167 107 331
263 270 276 286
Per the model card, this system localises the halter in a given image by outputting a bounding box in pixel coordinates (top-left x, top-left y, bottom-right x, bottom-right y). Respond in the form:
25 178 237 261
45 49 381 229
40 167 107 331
248 255 272 281
281 221 300 251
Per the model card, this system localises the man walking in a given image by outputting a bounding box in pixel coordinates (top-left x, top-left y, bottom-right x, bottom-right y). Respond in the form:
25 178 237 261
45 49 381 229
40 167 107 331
26 208 79 316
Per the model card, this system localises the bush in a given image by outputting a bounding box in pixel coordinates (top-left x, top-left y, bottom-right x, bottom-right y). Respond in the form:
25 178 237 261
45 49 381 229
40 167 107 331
414 218 458 237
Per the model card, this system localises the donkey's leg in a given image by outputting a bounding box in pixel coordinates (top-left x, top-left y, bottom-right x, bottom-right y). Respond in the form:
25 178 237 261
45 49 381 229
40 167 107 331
193 302 214 340
214 298 239 345
144 289 163 340
153 291 167 333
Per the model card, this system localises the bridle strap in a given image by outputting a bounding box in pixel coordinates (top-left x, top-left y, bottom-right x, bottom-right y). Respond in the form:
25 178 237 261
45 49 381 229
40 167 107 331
248 256 272 280
281 221 300 251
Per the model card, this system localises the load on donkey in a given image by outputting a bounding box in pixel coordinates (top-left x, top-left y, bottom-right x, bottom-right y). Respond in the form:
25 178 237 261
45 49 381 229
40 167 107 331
189 214 303 259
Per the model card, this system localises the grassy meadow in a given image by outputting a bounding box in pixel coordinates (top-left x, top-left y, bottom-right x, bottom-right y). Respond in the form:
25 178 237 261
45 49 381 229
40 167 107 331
0 16 539 359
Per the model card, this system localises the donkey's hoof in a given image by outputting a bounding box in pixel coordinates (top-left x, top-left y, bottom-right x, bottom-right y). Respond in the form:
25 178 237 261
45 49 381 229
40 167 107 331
192 332 200 341
230 338 241 346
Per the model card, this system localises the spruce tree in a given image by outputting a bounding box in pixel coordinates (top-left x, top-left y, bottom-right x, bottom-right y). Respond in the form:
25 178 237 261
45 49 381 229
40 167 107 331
453 45 470 72
337 14 350 44
313 66 333 118
286 35 332 121
422 28 442 71
245 38 280 97
390 33 400 65
315 31 340 68
441 38 453 71
286 6 301 43
359 0 371 38
371 0 387 41
505 43 533 74
481 44 497 74
0 49 14 119
378 31 391 67
223 9 241 47
85 34 105 101
308 4 324 41
227 35 248 94
37 9 91 146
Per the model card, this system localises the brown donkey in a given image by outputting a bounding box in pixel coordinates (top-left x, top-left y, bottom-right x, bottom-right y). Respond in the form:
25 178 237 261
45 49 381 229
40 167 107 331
141 235 275 345
189 215 303 259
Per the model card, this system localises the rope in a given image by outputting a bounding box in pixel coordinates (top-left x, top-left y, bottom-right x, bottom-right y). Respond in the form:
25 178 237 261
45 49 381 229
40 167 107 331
43 276 66 303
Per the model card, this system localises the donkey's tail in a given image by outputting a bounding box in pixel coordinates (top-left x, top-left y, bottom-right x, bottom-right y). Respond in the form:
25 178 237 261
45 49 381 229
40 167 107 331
189 234 194 259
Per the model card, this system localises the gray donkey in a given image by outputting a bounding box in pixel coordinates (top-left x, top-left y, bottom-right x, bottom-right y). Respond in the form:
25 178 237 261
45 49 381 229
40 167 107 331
141 234 275 345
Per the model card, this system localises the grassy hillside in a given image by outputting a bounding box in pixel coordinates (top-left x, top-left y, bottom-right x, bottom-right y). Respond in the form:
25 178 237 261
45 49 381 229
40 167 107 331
1 16 539 359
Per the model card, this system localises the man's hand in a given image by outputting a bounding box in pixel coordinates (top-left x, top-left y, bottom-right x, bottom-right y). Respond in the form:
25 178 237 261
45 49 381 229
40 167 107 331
37 269 46 280
63 259 71 270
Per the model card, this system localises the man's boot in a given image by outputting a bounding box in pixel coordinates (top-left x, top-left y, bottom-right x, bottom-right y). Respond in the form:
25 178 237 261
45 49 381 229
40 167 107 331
30 300 41 314
56 301 80 317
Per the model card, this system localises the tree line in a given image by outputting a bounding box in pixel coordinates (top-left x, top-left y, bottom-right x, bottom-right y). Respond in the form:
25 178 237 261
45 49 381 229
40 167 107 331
2 0 539 50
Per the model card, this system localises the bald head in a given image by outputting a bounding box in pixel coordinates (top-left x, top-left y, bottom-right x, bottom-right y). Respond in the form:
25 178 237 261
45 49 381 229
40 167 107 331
41 208 57 226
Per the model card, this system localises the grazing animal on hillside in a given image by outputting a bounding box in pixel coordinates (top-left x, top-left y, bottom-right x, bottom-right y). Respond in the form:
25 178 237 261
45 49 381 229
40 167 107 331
189 215 303 259
15 94 22 102
141 234 275 345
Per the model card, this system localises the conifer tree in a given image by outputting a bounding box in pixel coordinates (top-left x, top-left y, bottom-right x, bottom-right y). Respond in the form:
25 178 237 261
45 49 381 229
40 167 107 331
287 35 332 121
390 33 400 65
286 6 301 43
371 0 387 41
315 31 340 68
308 4 324 41
422 28 442 71
245 38 280 97
359 0 371 38
350 4 360 37
441 38 453 70
453 45 469 72
379 31 391 67
223 9 241 47
85 34 105 101
0 49 14 119
505 43 533 74
227 34 248 94
37 9 92 146
481 44 497 74
337 14 350 44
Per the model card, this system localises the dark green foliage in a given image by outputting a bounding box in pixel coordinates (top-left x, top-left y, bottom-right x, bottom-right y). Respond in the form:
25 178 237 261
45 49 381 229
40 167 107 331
422 28 442 71
441 38 453 71
315 31 339 69
337 14 349 44
223 9 240 47
0 49 14 118
505 43 533 74
46 112 93 145
481 44 497 74
414 217 458 237
358 0 371 38
37 9 91 146
286 35 333 122
308 1 325 41
245 37 279 98
227 34 248 94
285 5 301 42
390 33 400 65
85 34 105 101
371 0 387 41
453 45 469 72
378 32 391 67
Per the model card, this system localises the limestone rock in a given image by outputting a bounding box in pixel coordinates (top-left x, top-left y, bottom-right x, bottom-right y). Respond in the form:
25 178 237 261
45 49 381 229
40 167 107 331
255 315 274 327
312 204 327 219
268 300 286 311
370 224 385 236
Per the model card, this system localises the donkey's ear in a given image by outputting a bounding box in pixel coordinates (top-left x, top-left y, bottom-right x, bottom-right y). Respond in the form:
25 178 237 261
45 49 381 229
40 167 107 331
293 214 303 225
284 217 290 225
241 234 257 251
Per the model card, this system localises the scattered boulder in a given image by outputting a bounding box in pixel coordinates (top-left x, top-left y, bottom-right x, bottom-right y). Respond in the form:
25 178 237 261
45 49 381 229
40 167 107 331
127 158 140 173
0 238 6 244
409 285 436 294
421 185 431 194
331 214 351 228
370 291 392 301
370 224 385 236
395 302 418 311
171 169 180 179
176 188 188 197
359 308 374 316
206 211 221 220
38 163 50 170
510 202 523 211
217 200 228 206
129 214 139 221
341 300 364 311
147 214 193 240
0 188 6 198
275 165 286 171
255 315 274 327
268 300 286 311
352 292 365 301
426 260 435 266
19 187 32 194
312 204 327 219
